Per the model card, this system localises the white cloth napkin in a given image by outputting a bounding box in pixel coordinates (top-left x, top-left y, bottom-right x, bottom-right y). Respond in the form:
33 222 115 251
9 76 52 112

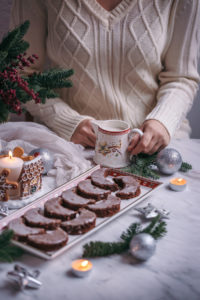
0 122 92 185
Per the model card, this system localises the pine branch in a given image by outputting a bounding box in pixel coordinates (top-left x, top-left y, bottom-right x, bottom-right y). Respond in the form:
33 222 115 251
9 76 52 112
141 215 167 240
120 223 141 245
180 162 192 172
83 241 126 258
150 221 167 240
27 69 74 89
82 217 167 258
0 229 24 262
121 152 192 179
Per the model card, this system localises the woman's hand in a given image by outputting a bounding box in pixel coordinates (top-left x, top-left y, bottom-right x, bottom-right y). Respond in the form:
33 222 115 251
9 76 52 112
71 119 96 148
127 119 170 155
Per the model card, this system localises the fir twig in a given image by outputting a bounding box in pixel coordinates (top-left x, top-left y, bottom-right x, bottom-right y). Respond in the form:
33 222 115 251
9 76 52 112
180 162 192 172
141 215 167 240
82 217 167 258
121 152 192 179
0 229 24 262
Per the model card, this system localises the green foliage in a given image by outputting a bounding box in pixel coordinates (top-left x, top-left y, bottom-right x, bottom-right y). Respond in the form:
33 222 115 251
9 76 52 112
82 216 167 258
141 215 167 239
122 153 160 179
122 152 192 179
0 20 30 71
0 20 74 122
0 229 24 262
0 102 10 122
180 162 192 172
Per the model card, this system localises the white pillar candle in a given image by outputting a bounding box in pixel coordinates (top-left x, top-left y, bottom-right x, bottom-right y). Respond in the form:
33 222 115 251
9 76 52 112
0 151 23 198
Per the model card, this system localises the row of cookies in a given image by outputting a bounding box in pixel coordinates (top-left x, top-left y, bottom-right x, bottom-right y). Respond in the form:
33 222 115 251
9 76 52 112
7 168 141 251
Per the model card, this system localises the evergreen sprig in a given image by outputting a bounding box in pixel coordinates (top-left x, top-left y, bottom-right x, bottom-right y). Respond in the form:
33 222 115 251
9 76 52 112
0 20 74 122
82 216 167 258
180 162 192 172
122 153 159 180
122 153 192 179
141 215 167 239
0 229 24 262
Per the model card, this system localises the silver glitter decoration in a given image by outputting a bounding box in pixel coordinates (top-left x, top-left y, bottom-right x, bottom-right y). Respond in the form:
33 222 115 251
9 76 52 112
7 264 42 290
135 203 170 219
156 148 182 175
130 233 156 261
29 148 54 174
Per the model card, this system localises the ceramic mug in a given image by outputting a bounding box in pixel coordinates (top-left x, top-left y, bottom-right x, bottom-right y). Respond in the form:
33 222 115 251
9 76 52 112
92 120 143 168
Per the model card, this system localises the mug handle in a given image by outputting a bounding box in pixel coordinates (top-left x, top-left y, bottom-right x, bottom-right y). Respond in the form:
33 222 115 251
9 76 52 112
129 128 143 161
90 120 100 135
129 128 144 140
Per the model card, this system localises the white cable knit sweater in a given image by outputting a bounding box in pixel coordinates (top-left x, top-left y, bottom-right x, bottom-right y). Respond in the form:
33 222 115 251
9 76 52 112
11 0 200 141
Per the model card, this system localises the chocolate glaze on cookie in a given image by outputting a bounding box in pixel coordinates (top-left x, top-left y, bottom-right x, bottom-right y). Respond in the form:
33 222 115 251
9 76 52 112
87 194 121 217
91 168 118 191
24 208 61 230
8 217 45 241
114 176 141 199
77 179 111 200
44 197 76 221
27 228 68 251
62 188 96 210
61 208 96 235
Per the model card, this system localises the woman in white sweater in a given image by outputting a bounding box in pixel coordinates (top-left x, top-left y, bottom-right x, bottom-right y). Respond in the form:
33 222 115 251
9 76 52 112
10 0 200 155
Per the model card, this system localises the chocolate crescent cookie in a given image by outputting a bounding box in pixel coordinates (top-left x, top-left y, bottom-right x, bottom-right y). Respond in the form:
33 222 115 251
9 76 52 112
24 208 61 230
114 176 141 199
27 228 68 251
90 168 118 191
86 194 121 217
77 179 111 200
61 208 96 235
62 188 96 210
44 197 76 221
7 217 45 241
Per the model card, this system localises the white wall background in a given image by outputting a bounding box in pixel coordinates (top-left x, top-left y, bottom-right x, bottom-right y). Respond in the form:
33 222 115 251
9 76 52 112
0 0 200 138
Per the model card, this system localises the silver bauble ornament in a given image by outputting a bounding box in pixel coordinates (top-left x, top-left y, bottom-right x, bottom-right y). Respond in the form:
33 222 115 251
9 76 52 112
156 148 182 175
129 233 156 261
29 148 54 174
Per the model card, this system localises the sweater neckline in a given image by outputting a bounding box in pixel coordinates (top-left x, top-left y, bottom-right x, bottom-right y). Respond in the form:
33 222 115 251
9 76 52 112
82 0 135 27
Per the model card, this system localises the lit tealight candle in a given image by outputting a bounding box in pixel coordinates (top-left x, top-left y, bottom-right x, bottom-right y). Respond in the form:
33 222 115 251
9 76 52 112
71 259 93 277
169 178 187 192
0 151 23 198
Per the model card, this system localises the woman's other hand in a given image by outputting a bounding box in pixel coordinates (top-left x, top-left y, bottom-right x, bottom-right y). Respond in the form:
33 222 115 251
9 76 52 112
71 119 96 148
128 119 170 155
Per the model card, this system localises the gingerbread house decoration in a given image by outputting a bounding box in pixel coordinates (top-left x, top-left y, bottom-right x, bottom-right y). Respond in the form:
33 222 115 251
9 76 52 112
18 155 44 199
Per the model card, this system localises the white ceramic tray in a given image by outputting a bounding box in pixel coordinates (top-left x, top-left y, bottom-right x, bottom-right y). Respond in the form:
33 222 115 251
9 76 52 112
8 166 163 260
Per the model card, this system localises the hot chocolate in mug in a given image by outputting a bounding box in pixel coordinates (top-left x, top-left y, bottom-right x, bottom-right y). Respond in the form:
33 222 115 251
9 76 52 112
92 120 143 168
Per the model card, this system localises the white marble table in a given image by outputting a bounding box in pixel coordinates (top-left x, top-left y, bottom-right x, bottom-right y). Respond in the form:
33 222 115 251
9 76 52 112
0 139 200 300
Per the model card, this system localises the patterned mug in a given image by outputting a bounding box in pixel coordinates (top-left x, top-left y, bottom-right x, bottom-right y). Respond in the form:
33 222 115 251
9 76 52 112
92 120 143 168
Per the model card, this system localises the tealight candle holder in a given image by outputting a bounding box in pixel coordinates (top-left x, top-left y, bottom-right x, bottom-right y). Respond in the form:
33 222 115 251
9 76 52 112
71 259 93 278
169 178 187 192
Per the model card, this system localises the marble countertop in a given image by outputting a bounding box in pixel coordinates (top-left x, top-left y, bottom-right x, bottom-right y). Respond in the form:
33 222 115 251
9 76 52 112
0 139 200 300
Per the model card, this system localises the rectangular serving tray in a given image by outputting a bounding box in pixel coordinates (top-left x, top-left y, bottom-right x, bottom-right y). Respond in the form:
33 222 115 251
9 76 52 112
9 166 163 260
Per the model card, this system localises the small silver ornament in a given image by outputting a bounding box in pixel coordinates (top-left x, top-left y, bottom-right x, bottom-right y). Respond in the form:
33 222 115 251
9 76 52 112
135 203 170 220
7 264 42 290
156 148 182 175
130 233 156 261
29 148 54 174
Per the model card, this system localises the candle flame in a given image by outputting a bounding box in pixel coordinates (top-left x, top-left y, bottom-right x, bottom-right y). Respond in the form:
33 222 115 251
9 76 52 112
8 151 13 159
177 178 183 182
81 260 88 267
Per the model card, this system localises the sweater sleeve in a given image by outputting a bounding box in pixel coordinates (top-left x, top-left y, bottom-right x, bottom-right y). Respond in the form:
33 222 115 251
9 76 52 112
145 0 200 137
10 0 93 141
